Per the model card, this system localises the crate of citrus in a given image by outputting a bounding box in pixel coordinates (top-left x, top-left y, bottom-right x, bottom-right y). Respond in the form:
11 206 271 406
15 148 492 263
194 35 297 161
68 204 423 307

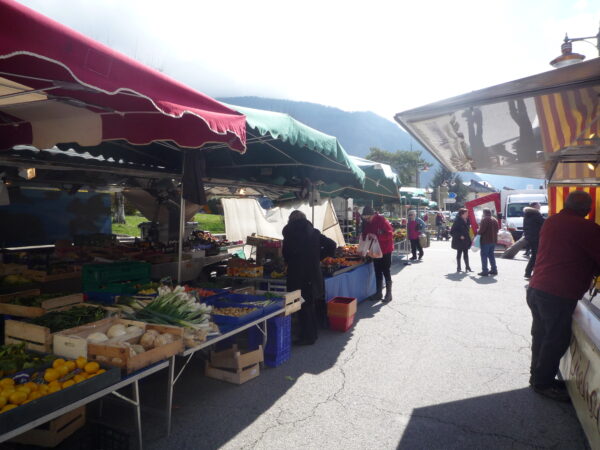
0 356 120 434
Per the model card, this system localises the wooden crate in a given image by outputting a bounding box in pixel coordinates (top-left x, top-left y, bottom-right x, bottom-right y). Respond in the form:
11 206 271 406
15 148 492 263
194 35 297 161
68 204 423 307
210 345 263 370
5 319 53 353
0 288 41 303
205 361 260 384
23 269 81 283
0 263 28 276
0 293 83 318
9 407 85 447
56 317 183 373
256 289 302 316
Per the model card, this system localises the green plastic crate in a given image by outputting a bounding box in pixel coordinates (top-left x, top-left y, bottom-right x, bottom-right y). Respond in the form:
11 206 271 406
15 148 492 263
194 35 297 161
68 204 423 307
82 262 151 292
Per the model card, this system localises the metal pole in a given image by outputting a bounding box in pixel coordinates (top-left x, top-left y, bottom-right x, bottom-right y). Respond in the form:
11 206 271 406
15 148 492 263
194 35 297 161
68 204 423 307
132 380 143 450
166 355 175 436
178 194 185 284
311 184 315 225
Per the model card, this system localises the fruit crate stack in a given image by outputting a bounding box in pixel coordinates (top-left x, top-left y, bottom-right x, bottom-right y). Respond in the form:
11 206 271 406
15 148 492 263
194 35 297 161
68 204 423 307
248 315 291 367
82 262 151 304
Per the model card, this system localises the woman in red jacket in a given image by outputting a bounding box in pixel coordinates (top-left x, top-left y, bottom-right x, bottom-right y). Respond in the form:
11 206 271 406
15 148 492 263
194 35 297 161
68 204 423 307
361 205 394 302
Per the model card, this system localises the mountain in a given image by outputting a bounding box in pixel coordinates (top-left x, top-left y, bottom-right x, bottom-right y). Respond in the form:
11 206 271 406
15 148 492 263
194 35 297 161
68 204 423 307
220 96 543 190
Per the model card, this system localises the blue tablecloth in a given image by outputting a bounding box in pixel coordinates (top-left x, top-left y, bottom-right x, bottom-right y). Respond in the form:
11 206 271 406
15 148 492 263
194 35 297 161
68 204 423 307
324 262 376 303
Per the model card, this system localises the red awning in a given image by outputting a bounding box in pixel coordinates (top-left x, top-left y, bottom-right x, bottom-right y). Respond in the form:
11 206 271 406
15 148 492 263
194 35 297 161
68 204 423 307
0 0 246 152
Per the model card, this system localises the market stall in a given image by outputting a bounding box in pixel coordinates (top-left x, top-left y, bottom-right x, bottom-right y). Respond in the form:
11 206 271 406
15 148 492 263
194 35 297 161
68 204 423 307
395 57 600 446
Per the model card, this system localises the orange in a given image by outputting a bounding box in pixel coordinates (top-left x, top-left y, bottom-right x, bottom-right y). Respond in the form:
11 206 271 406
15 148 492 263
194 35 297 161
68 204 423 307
62 380 75 389
84 362 100 374
73 374 86 383
15 386 31 396
0 396 6 408
28 391 42 401
44 368 60 383
75 357 87 369
52 358 66 369
1 389 15 398
24 382 38 392
0 378 14 388
0 404 17 413
37 384 49 394
47 384 61 394
96 369 106 375
8 391 27 405
65 361 76 372
57 365 69 377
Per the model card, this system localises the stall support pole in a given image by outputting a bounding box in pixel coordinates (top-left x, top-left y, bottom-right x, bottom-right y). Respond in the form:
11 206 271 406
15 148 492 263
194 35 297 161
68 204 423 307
177 196 185 284
166 355 175 436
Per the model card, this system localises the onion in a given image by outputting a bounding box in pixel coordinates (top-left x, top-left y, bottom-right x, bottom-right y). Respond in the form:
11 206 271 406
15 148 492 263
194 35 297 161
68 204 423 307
140 332 156 350
107 324 127 338
87 332 109 343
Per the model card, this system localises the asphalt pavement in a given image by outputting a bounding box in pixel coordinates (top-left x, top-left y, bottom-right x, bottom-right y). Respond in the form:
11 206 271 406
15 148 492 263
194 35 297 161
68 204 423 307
69 240 588 450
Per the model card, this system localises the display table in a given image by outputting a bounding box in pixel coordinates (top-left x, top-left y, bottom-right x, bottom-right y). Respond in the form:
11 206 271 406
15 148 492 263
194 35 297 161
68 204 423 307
560 291 600 448
325 261 376 302
151 253 232 282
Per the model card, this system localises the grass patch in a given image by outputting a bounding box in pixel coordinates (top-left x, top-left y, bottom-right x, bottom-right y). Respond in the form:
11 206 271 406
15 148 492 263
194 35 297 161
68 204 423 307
112 214 225 237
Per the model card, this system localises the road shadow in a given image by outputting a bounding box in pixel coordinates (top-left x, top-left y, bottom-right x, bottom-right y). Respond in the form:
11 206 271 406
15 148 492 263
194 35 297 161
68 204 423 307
397 388 587 449
444 272 469 282
469 275 499 285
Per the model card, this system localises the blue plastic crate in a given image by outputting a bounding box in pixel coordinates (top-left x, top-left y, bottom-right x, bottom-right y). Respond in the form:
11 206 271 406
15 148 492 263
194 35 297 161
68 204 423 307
265 347 291 367
211 303 263 326
248 315 291 354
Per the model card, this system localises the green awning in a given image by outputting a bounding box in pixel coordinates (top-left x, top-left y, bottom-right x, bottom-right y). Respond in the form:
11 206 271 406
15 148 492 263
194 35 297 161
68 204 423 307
199 104 365 190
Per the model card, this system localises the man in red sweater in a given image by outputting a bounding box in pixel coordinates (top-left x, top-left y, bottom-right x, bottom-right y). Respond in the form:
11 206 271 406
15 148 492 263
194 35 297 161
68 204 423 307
527 191 600 402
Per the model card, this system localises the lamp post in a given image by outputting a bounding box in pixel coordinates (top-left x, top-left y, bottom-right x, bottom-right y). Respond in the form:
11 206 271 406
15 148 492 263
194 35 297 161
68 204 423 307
549 25 600 68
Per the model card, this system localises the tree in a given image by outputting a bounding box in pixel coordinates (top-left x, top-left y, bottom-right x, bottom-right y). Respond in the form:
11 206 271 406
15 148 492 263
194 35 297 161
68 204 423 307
366 148 430 186
428 166 469 210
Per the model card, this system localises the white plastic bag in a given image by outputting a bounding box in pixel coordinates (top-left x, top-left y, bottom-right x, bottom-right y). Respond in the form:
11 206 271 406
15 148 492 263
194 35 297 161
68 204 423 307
358 233 383 259
471 234 481 252
497 229 514 247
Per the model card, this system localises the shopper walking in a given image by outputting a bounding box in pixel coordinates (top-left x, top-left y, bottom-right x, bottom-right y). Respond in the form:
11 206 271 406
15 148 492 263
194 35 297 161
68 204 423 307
283 210 336 345
407 210 425 261
361 205 394 302
435 212 446 240
450 208 472 272
523 202 545 279
527 191 600 402
477 208 499 276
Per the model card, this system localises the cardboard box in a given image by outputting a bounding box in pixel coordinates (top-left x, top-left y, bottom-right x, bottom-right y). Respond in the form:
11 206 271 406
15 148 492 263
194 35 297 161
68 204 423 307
327 297 357 318
210 344 263 370
10 407 86 447
205 361 260 385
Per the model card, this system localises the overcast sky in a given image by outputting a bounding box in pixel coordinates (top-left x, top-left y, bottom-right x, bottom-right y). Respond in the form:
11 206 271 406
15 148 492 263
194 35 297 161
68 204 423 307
16 0 600 121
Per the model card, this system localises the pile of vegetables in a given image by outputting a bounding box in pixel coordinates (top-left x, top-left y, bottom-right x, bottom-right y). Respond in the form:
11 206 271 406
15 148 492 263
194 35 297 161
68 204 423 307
8 293 68 307
0 343 56 377
213 306 257 317
118 285 212 330
29 306 107 333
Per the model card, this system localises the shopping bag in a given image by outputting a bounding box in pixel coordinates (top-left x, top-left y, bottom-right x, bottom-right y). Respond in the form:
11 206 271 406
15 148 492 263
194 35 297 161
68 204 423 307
471 234 481 252
497 229 514 247
358 233 383 258
418 233 429 249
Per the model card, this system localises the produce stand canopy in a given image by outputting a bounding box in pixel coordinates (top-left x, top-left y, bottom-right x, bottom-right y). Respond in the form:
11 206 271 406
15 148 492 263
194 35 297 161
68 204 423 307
198 104 365 189
395 58 600 180
0 0 246 153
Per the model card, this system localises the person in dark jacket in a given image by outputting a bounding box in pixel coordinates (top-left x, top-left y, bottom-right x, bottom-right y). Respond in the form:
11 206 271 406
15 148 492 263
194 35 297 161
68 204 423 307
450 208 472 272
523 202 545 279
282 210 336 345
477 208 499 276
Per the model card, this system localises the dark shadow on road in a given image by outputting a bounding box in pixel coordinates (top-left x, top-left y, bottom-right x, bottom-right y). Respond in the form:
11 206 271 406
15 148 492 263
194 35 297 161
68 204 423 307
444 272 469 281
470 276 498 285
397 388 587 450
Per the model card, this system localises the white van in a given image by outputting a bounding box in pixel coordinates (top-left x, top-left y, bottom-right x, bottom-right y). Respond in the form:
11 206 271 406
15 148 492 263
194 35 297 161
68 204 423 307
501 190 548 240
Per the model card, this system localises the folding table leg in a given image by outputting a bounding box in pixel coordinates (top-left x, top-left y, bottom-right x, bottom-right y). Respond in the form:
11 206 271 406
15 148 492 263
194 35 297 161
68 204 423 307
132 381 143 450
167 355 175 436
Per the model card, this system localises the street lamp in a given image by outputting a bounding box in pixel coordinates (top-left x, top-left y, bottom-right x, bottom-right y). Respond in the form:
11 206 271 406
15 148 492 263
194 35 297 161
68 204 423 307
549 25 600 68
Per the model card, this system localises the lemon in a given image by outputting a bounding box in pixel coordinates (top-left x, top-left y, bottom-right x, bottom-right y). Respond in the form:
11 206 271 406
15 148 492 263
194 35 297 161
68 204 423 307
47 384 61 394
28 391 42 401
0 396 6 408
37 384 49 394
76 357 87 369
44 368 60 383
52 358 66 369
96 369 106 375
0 404 18 413
84 362 100 374
9 391 27 405
24 382 38 392
65 361 76 372
1 388 16 398
62 380 75 389
57 365 69 377
73 374 86 383
0 378 14 388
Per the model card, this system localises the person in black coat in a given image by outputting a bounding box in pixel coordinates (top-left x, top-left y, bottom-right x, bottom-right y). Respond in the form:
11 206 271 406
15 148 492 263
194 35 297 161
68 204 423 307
523 202 545 279
282 210 336 345
450 208 472 272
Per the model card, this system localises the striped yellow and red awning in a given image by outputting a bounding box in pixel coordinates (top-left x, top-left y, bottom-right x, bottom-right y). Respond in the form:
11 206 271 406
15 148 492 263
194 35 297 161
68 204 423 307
548 185 600 224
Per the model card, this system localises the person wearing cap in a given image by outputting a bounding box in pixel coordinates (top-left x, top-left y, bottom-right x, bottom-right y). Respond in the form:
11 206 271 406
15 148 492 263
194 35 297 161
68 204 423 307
362 205 394 302
407 210 425 261
283 210 336 345
527 191 600 402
